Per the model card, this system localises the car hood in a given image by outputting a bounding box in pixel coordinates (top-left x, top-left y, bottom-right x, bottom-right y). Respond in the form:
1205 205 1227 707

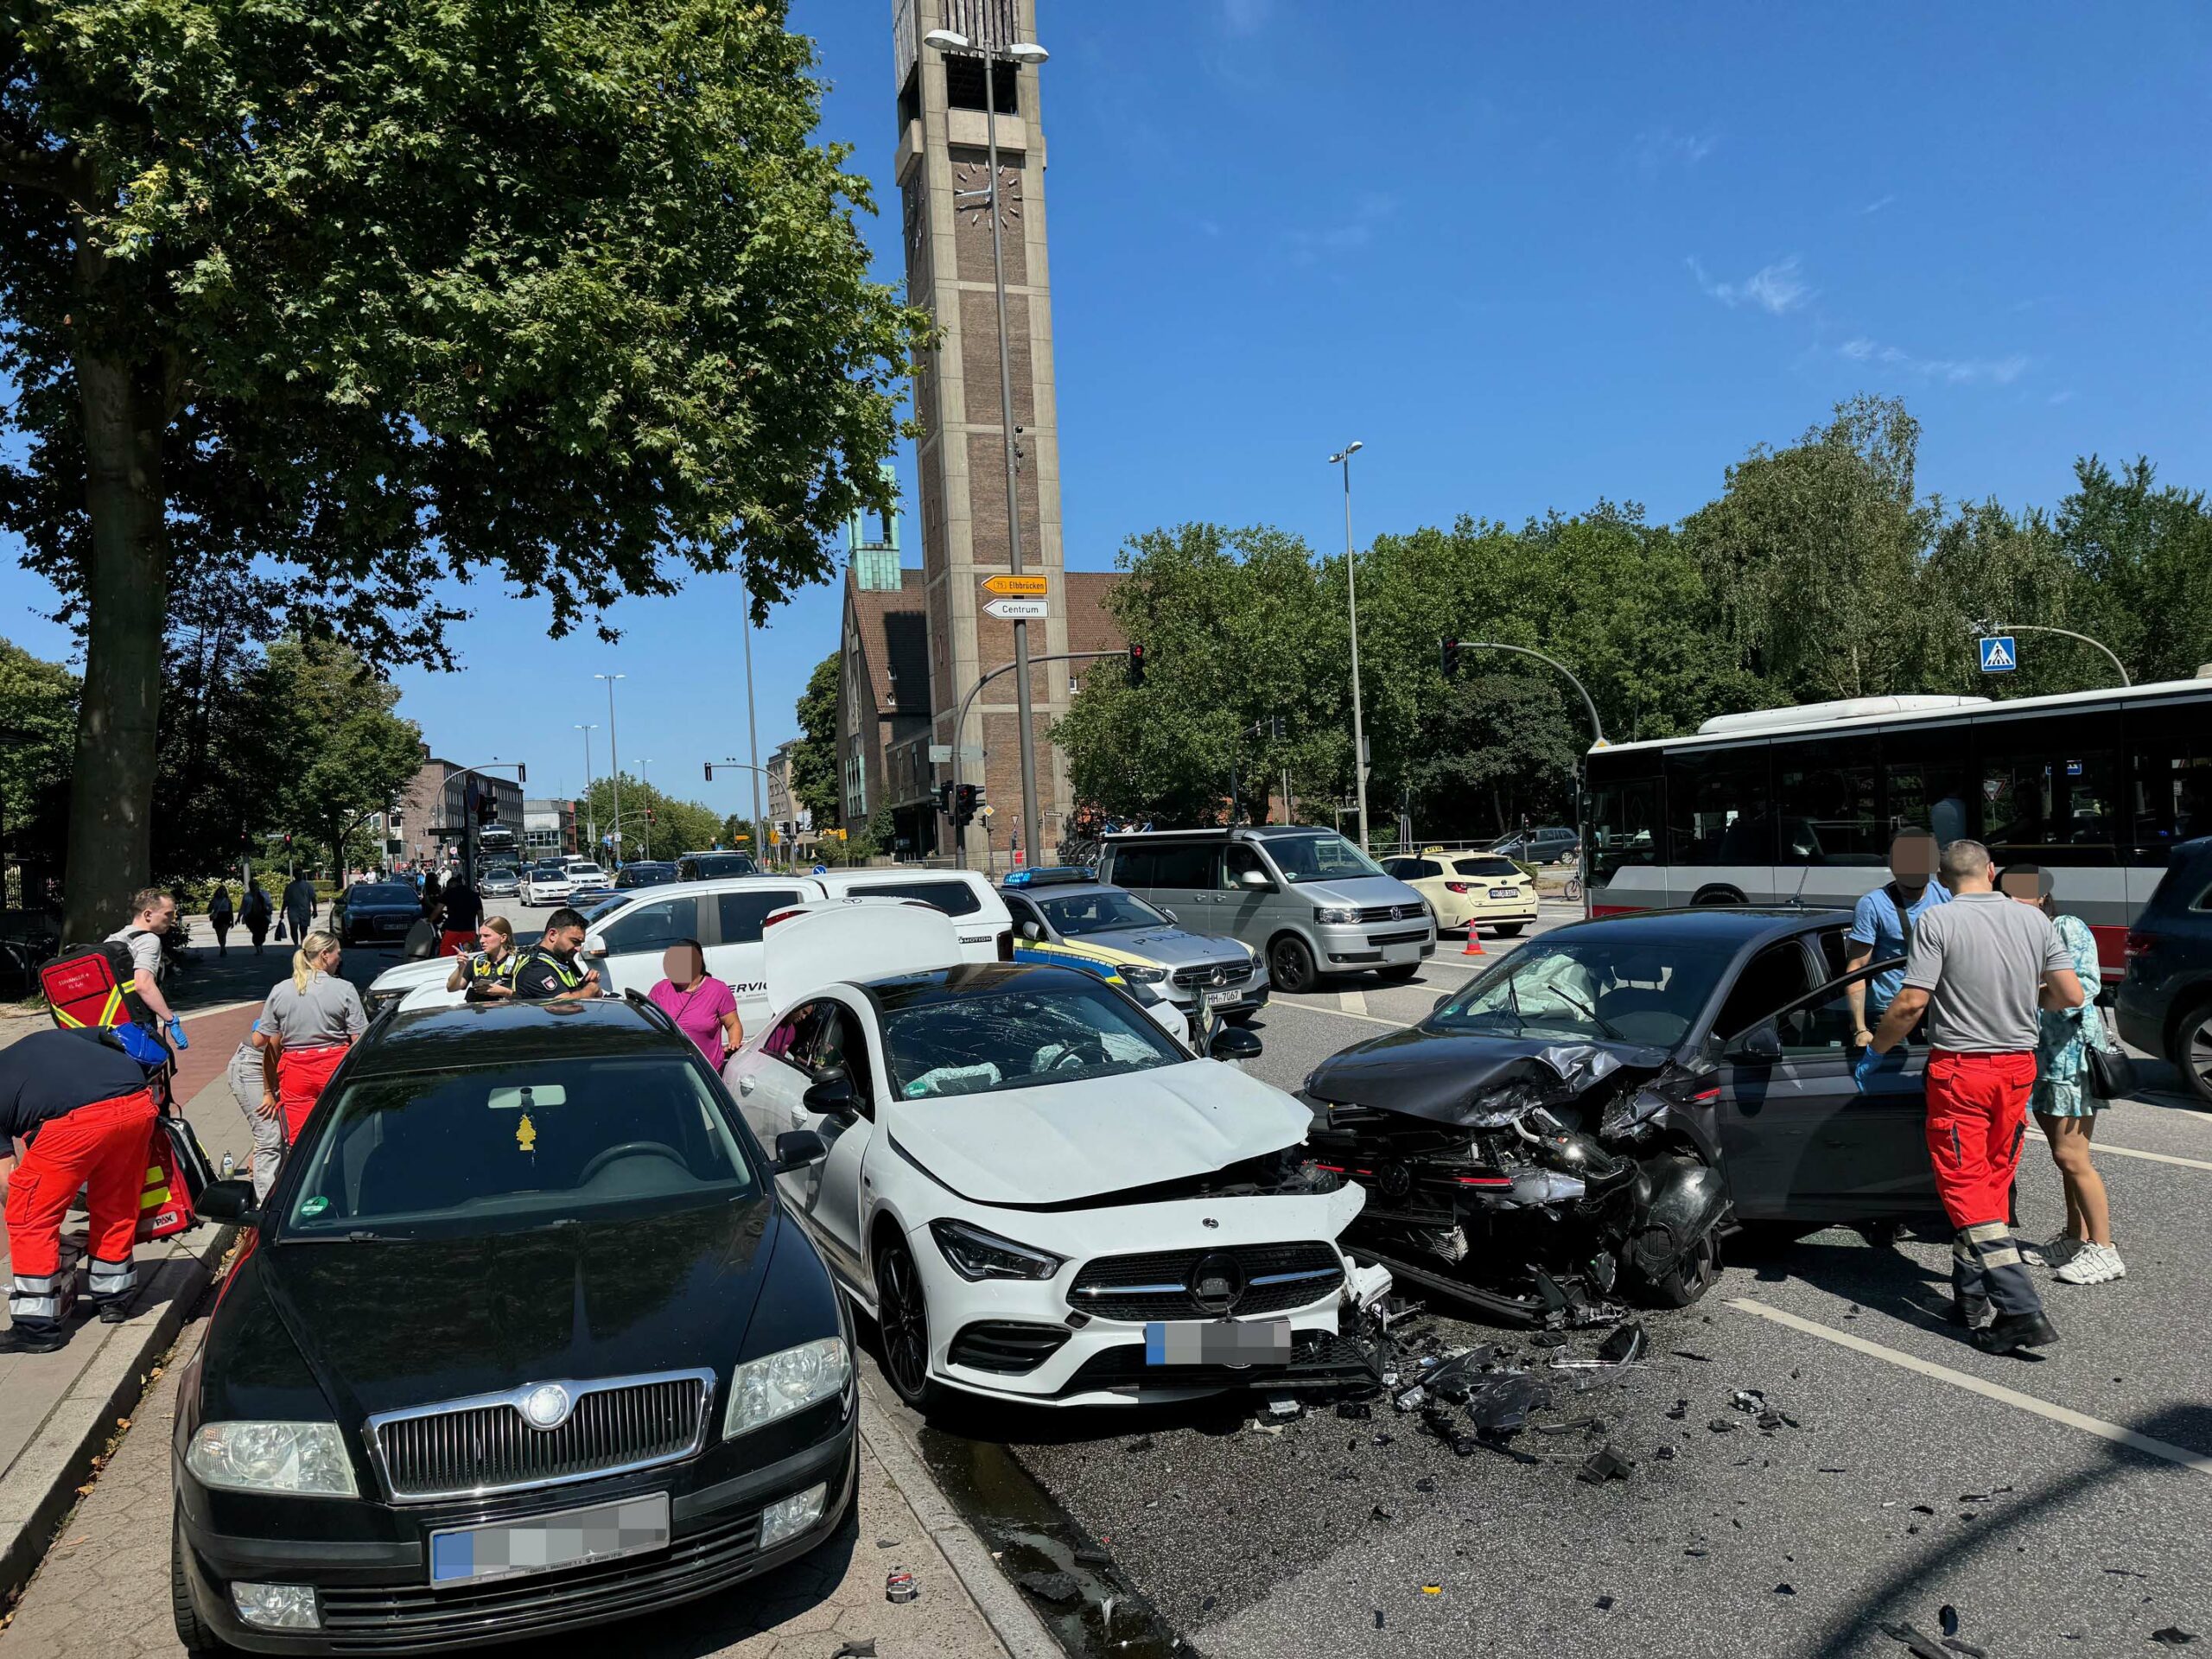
1303 1025 1668 1127
368 957 457 995
1287 874 1429 912
253 1198 779 1419
887 1062 1310 1207
1077 926 1248 967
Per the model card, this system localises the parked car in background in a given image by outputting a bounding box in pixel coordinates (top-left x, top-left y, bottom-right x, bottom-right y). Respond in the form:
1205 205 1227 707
1098 825 1435 995
174 998 855 1655
677 852 759 881
1488 825 1581 865
479 865 520 899
566 863 620 906
1382 849 1539 938
2117 834 2212 1106
519 861 576 906
618 861 681 890
334 882 423 948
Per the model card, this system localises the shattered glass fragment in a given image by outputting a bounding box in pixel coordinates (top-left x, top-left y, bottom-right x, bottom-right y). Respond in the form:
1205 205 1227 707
1536 1417 1602 1436
1466 1372 1551 1435
2151 1631 2200 1649
1589 1251 1619 1294
1598 1322 1647 1364
1577 1444 1636 1484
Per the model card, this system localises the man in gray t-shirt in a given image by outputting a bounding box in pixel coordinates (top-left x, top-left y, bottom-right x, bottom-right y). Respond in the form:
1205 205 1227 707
1866 840 2082 1356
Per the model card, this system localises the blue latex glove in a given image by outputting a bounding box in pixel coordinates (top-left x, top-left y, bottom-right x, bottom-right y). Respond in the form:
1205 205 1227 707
1853 1044 1903 1091
167 1016 190 1051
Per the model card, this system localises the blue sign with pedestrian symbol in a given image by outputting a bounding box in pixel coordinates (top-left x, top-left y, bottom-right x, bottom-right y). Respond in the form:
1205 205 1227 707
1978 635 2018 673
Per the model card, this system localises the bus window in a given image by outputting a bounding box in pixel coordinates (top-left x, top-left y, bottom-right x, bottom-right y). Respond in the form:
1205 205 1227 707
1666 748 1775 868
1590 778 1659 879
2126 699 2212 864
1777 736 1882 867
1978 713 2120 868
1880 729 1974 851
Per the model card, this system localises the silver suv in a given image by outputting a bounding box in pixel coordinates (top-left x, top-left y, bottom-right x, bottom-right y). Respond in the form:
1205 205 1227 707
1097 826 1435 995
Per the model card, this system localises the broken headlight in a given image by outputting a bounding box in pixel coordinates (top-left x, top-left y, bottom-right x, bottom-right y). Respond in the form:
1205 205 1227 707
928 1219 1065 1282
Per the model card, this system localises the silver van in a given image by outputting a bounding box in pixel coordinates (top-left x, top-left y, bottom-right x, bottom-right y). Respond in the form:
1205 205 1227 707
1096 825 1435 995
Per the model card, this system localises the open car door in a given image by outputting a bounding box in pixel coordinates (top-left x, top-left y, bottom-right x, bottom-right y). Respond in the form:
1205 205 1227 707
759 899 962 1022
1713 961 1944 1223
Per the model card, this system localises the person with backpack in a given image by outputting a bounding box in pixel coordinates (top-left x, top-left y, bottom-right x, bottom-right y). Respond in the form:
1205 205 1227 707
241 880 272 954
1 1027 162 1349
105 888 183 1053
1845 828 1951 1052
207 884 235 956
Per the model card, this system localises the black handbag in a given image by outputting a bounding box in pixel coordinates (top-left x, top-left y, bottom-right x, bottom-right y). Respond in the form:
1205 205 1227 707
157 1111 219 1203
2085 1039 2137 1102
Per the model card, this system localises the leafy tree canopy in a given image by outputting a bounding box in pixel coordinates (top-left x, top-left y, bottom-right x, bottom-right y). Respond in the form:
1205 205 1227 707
788 650 842 827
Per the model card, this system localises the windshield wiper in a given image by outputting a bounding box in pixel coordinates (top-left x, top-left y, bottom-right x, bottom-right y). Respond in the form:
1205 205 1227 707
1544 985 1628 1043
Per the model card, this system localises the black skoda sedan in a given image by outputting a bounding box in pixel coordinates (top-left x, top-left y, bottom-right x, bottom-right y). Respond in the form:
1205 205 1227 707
172 999 852 1654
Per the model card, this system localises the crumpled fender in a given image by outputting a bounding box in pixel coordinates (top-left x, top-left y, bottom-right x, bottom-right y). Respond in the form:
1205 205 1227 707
1623 1154 1729 1281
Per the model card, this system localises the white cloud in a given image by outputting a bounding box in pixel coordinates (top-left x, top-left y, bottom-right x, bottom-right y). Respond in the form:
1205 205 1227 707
1632 128 1719 170
1840 337 2030 386
1689 255 1812 315
2048 389 2075 405
1284 194 1396 265
1859 194 1896 215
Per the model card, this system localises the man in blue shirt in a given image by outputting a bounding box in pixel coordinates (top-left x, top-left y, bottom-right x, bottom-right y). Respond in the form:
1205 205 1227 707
1846 828 1950 1048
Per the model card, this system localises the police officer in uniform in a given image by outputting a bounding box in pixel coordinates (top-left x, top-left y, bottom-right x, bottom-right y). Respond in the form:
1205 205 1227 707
446 917 522 1002
512 909 602 1002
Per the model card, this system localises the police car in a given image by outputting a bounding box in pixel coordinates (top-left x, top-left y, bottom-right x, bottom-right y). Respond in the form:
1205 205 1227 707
998 868 1268 1038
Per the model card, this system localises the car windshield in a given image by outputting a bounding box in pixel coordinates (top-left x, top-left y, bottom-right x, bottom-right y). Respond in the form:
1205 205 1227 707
531 863 566 876
618 864 677 887
878 983 1182 1099
282 1055 755 1237
1034 889 1169 936
1262 833 1386 883
568 865 606 880
684 854 756 878
352 885 416 906
581 895 635 925
1452 857 1522 879
1431 938 1735 1048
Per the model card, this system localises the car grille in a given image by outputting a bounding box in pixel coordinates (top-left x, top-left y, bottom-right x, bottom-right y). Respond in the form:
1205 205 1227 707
1170 959 1256 989
1056 1328 1364 1396
1367 927 1430 947
315 1505 766 1651
1067 1242 1343 1322
946 1321 1073 1375
1357 904 1425 924
371 1371 713 1503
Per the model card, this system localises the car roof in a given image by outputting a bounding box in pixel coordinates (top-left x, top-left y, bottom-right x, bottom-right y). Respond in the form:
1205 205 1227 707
862 961 1101 1007
1102 823 1338 843
353 998 686 1077
1544 906 1848 948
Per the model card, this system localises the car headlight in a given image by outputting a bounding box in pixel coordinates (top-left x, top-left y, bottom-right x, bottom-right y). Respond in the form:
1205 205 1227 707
929 1218 1065 1282
1119 963 1169 985
186 1422 359 1497
723 1338 850 1440
1314 906 1360 925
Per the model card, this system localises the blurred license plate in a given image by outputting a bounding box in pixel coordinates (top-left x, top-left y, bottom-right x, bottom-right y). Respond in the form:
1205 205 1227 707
1144 1320 1291 1367
1490 887 1519 899
429 1493 669 1586
1196 984 1241 1012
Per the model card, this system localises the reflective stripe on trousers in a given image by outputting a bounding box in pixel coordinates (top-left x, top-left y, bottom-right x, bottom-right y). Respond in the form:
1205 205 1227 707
1952 1219 2044 1319
9 1270 68 1326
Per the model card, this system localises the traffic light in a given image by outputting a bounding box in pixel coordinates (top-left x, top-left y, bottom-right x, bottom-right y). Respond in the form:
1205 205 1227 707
703 761 714 783
476 795 498 825
1440 637 1462 679
645 807 655 823
1127 642 1146 687
954 784 981 827
938 782 956 821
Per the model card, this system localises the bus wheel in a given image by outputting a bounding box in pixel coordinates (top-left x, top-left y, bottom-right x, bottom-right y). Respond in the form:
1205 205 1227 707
1689 886 1746 907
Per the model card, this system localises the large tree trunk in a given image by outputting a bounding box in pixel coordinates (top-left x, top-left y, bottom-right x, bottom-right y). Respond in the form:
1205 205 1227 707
63 354 168 942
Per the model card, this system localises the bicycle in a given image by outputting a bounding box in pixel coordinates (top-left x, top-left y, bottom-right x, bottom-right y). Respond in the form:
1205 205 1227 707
1561 873 1585 906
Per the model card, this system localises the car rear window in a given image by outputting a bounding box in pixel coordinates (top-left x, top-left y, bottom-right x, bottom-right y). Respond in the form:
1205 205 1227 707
353 886 416 905
838 879 982 918
682 854 758 880
1452 858 1522 879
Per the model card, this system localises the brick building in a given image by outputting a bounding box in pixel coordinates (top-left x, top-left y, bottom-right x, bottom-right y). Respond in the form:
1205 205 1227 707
391 759 524 871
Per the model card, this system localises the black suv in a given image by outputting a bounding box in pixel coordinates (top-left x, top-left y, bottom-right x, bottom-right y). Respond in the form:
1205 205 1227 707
2116 835 2212 1105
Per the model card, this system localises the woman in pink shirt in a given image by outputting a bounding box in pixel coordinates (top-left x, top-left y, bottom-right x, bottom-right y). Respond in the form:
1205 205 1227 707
647 941 744 1065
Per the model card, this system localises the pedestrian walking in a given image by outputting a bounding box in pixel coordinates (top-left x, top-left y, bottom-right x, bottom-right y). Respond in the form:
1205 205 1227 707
240 880 272 955
2000 864 2126 1287
512 909 601 1001
404 901 444 961
224 1022 285 1202
421 869 442 912
446 917 521 1001
207 884 235 956
105 887 183 1053
648 940 743 1065
281 870 317 946
1863 839 2083 1355
439 874 482 957
1846 828 1950 1051
2 1028 162 1349
259 930 366 1146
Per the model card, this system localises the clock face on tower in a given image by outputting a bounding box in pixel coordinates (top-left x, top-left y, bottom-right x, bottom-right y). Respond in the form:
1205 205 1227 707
952 159 1021 230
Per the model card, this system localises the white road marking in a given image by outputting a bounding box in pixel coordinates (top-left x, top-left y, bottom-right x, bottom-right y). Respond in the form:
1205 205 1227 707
1271 998 1399 1028
1337 988 1370 1018
2027 1130 2212 1173
1726 1297 2212 1478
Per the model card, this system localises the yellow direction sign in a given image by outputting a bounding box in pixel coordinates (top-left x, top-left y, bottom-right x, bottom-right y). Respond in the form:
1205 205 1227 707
981 574 1049 597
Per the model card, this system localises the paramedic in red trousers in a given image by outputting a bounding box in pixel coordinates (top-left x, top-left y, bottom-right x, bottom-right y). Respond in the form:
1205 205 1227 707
1863 837 2083 1356
259 929 367 1146
1 1029 161 1349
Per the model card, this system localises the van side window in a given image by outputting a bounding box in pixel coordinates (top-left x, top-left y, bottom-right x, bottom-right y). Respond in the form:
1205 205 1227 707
1145 843 1217 888
717 889 803 944
840 880 982 918
1223 845 1270 890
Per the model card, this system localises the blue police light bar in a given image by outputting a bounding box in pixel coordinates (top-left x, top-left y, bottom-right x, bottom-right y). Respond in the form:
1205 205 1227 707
1001 867 1091 888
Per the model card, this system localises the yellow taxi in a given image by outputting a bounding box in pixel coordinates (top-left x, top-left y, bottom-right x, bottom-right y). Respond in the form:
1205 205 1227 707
1380 848 1538 938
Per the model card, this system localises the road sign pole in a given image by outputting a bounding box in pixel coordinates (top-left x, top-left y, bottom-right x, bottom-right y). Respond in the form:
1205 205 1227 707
947 649 1123 870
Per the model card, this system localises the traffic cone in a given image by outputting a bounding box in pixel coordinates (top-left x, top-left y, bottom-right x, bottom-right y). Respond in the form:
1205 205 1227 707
1461 926 1484 957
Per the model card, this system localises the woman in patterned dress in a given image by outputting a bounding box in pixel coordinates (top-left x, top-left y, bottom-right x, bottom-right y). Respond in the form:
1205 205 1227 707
2001 865 2124 1287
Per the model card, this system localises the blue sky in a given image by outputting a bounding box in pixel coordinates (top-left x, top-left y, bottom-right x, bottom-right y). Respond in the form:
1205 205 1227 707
5 1 2209 811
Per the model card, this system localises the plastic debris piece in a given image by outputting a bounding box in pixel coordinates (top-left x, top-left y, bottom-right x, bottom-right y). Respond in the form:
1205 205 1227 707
1655 1446 1675 1461
1374 1611 1385 1630
1684 1548 1708 1558
1708 1419 1738 1433
1014 1571 1078 1605
2151 1631 2201 1649
1265 1396 1302 1418
1597 1322 1647 1363
1531 1330 1569 1348
886 1569 920 1604
1758 1408 1786 1431
1577 1444 1636 1484
1421 1586 1442 1597
1775 1583 1796 1595
1817 1466 1847 1473
1595 1595 1616 1611
1414 1477 1437 1493
1941 1607 1960 1637
1466 1371 1551 1435
1371 1504 1395 1522
1672 1349 1713 1362
1942 1642 1988 1659
2104 1568 2150 1579
1732 1389 1765 1414
1126 1436 1155 1453
1337 1400 1372 1421
1665 1399 1688 1420
1075 1544 1112 1566
1394 1386 1429 1413
835 1643 879 1659
1911 1504 1936 1516
1880 1622 1950 1659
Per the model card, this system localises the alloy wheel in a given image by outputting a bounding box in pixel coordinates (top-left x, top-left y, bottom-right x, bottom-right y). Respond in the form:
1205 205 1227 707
1270 937 1316 995
2186 1008 2212 1107
876 1242 932 1403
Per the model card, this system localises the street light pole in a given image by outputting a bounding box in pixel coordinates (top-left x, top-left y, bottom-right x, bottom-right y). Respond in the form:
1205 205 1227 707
741 569 766 868
639 760 653 861
1970 621 2132 687
575 724 598 854
1330 442 1370 852
1447 639 1607 911
595 672 625 863
927 25 1050 870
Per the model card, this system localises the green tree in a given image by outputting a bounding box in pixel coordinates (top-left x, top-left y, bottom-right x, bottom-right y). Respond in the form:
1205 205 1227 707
580 774 721 863
262 639 424 887
1913 500 2086 697
787 652 842 827
2055 457 2212 686
0 637 78 903
1 0 925 938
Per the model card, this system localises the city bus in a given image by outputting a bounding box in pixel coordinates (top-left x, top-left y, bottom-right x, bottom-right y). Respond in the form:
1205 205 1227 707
1582 672 2212 972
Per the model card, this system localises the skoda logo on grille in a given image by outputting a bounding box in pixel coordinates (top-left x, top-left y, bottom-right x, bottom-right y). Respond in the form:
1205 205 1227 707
1188 1251 1246 1313
520 1383 573 1430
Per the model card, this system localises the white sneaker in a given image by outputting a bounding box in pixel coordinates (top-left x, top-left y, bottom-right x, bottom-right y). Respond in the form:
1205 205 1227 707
2055 1243 2126 1285
2035 1235 2086 1268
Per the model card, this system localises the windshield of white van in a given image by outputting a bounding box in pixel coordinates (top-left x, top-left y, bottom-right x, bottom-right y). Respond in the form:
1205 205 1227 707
1264 834 1386 883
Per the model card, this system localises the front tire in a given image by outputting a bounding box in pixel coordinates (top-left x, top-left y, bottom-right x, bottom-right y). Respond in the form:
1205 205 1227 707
873 1237 939 1411
1640 1227 1722 1308
2177 999 2212 1108
1268 935 1319 995
172 1507 230 1656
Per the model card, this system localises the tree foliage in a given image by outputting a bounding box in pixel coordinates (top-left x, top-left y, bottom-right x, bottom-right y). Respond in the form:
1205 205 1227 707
786 651 842 827
258 638 424 884
0 637 77 897
580 773 721 865
1 0 925 932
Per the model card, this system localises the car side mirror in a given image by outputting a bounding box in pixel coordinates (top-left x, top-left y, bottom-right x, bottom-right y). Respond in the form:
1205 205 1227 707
1433 992 1454 1014
1730 1024 1783 1065
1160 907 1179 925
1238 868 1273 891
1020 919 1043 941
583 937 607 958
197 1178 260 1227
1210 1025 1263 1061
803 1072 860 1121
772 1129 829 1173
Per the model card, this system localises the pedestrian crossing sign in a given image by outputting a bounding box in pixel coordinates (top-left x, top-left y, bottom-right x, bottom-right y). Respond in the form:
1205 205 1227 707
1978 635 2018 673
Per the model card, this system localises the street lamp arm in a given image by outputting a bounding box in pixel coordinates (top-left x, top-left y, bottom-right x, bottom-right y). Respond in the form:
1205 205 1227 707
1450 641 1608 748
1971 623 2131 688
949 651 1127 869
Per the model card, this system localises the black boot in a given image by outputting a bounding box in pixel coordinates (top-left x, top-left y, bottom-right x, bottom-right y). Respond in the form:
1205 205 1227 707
1948 1295 1991 1329
1974 1311 2059 1355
